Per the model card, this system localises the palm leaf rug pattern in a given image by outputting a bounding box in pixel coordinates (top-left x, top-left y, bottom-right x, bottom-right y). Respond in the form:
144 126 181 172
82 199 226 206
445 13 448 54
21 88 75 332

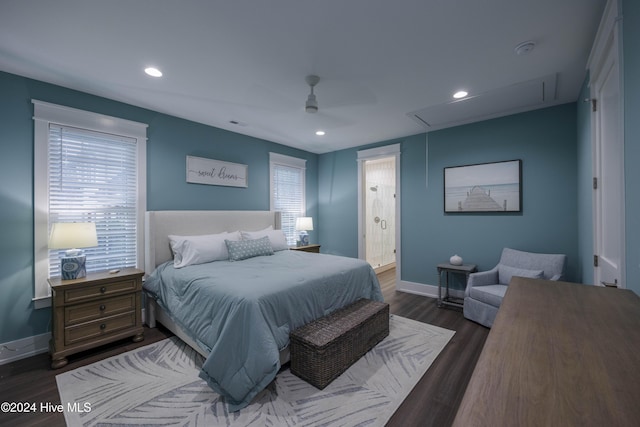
57 315 455 426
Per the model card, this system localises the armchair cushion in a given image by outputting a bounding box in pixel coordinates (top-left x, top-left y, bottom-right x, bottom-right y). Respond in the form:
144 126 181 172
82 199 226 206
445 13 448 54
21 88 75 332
498 265 544 285
469 284 508 307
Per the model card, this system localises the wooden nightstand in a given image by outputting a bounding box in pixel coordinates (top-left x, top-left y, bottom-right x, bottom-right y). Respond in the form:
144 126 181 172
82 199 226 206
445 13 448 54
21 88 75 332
48 268 144 369
291 244 321 253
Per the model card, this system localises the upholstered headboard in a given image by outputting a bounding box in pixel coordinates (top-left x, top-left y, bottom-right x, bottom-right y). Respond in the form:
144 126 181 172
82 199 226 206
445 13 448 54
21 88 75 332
145 210 281 273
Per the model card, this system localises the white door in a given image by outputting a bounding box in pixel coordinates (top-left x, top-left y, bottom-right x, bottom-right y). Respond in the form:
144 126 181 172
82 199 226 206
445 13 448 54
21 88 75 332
590 0 624 288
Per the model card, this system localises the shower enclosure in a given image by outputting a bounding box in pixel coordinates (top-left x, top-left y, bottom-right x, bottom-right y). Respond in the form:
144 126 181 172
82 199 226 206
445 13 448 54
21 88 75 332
364 157 396 269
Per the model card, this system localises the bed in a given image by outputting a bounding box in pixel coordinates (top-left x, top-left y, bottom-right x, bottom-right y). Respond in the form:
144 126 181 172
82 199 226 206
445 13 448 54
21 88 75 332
143 210 384 411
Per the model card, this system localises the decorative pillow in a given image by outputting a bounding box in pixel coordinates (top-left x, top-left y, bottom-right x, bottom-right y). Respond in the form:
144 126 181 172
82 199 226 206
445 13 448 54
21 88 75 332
240 226 289 251
169 231 241 268
226 236 274 261
498 264 544 285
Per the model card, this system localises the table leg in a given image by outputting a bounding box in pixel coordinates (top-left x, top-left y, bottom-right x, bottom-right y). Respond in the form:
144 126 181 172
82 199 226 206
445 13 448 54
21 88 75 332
445 271 450 300
437 268 443 307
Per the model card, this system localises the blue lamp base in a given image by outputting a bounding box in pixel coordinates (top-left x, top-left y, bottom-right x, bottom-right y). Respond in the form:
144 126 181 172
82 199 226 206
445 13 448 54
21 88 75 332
298 231 309 246
61 255 87 280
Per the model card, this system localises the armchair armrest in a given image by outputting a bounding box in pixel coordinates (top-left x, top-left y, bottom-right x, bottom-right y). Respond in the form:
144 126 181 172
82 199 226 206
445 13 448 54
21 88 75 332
465 266 499 297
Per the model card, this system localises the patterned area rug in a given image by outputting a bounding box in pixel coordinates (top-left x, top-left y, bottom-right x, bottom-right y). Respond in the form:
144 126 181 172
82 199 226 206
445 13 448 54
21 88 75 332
57 315 454 426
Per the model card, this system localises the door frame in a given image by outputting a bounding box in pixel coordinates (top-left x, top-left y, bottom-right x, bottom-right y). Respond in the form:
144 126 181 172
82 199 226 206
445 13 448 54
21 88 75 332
588 0 625 288
357 143 401 287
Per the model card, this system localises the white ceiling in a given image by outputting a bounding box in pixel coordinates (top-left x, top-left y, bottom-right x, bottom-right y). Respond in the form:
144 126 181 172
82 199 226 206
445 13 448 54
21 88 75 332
0 0 605 154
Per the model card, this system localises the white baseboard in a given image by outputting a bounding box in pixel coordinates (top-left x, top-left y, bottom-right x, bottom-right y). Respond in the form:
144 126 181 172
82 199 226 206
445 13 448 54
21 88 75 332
397 280 465 300
0 307 148 366
0 333 51 365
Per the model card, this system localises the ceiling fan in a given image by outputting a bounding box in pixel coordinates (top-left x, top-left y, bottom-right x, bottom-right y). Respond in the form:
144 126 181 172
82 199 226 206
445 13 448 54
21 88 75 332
305 75 320 113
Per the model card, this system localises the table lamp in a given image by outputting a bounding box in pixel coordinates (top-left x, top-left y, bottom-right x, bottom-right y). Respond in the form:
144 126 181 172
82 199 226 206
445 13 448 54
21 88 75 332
48 222 98 280
295 217 313 246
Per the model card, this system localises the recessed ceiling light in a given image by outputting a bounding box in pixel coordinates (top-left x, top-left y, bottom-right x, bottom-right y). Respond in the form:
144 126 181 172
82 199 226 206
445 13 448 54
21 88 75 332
315 130 326 136
144 67 163 77
453 90 468 99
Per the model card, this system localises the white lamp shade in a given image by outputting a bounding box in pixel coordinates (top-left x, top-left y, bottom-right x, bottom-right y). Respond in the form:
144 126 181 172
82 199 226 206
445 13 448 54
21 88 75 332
295 217 314 231
49 222 98 250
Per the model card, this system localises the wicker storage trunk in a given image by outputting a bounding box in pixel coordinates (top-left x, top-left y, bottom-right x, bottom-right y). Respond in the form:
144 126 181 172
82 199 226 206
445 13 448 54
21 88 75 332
289 298 390 389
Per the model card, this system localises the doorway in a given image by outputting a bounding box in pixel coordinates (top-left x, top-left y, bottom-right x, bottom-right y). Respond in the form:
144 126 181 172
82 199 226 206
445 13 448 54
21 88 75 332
364 157 396 270
357 143 401 286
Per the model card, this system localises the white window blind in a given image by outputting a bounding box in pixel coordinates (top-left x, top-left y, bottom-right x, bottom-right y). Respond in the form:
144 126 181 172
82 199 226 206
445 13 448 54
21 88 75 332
33 100 147 308
269 153 306 245
47 125 138 276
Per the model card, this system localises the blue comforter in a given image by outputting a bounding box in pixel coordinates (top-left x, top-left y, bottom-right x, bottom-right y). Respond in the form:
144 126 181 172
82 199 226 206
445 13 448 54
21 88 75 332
143 250 383 411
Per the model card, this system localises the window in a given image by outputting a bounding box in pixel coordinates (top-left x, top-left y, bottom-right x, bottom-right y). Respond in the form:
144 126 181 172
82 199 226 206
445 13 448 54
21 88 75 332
33 101 147 308
269 153 306 245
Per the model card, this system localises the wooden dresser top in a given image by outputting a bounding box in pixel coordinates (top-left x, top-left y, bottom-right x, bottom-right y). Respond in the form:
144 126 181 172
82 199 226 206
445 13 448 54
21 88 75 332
454 277 640 427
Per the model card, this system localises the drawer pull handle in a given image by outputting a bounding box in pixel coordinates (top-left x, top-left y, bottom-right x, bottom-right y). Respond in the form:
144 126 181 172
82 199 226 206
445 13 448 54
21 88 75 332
99 304 106 311
100 287 106 294
100 323 106 330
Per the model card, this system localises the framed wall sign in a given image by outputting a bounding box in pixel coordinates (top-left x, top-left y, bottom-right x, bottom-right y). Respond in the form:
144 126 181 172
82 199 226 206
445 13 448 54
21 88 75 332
186 155 248 188
444 159 521 213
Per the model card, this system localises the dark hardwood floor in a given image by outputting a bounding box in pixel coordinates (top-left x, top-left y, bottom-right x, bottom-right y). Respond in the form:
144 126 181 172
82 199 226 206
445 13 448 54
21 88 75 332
378 268 490 427
0 268 488 426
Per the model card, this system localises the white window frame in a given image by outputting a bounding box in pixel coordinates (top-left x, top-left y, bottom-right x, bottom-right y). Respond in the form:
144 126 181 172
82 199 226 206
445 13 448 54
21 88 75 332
32 100 147 308
269 152 307 245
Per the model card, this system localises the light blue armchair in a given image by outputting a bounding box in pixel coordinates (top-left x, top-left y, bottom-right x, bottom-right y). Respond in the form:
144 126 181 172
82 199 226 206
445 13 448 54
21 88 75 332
463 248 567 328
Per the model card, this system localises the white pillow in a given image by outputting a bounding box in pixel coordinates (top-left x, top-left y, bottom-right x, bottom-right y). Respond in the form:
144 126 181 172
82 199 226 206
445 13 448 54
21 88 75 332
169 231 241 268
240 226 289 251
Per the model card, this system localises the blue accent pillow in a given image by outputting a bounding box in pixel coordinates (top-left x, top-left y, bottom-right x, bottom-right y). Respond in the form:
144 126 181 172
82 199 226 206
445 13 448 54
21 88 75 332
225 236 274 261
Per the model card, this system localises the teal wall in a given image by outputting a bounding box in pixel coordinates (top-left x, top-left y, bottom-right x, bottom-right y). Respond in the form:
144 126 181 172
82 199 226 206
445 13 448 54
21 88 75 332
318 145 364 258
319 105 579 290
0 71 318 344
622 0 640 294
423 105 578 286
146 114 319 213
576 76 594 284
318 133 428 260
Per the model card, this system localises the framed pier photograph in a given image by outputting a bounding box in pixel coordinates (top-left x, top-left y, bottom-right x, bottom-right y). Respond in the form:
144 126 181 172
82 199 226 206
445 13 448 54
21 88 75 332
444 159 522 213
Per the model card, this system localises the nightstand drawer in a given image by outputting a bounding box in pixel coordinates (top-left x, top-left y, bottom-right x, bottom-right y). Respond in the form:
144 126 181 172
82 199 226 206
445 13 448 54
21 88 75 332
64 312 136 346
65 294 137 326
63 278 139 304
